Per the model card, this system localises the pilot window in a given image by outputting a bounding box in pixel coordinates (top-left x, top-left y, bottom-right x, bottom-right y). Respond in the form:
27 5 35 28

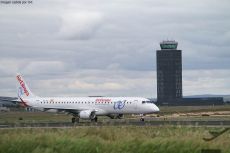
142 101 152 104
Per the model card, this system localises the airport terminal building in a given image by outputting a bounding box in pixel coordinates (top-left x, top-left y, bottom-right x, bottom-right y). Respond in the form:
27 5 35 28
156 40 224 106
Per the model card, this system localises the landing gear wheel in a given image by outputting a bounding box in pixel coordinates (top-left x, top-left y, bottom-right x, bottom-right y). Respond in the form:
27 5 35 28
91 116 98 122
72 117 76 123
140 118 145 122
75 117 80 123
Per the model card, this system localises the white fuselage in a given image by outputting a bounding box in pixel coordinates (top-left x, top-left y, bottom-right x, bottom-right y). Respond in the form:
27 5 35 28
26 97 159 115
16 74 160 120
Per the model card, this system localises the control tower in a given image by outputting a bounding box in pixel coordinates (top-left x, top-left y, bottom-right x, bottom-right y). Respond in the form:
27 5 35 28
156 40 182 105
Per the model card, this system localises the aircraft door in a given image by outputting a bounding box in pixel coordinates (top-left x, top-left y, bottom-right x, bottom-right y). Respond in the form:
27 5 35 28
36 99 40 106
134 100 138 110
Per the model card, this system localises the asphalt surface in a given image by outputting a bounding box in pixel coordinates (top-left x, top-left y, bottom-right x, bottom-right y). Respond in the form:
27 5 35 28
1 120 230 128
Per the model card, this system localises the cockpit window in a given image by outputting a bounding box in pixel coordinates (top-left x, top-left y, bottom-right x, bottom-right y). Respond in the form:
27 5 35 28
142 101 153 104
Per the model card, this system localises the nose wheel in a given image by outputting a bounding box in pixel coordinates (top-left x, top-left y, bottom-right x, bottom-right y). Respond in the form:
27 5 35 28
140 114 145 122
140 118 145 122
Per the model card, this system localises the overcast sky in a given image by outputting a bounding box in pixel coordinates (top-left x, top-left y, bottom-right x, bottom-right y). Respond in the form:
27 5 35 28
0 0 230 98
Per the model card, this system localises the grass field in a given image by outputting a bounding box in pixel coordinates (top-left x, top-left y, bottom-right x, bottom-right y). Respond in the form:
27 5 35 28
0 126 229 153
0 111 70 124
1 106 230 153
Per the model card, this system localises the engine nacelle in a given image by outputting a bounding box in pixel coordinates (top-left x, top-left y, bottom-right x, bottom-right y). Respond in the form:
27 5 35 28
79 110 96 119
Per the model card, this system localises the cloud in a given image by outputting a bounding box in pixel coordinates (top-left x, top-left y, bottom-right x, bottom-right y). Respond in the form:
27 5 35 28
22 61 66 75
58 12 103 40
0 60 19 77
68 81 123 90
0 0 230 97
10 70 156 97
183 69 230 95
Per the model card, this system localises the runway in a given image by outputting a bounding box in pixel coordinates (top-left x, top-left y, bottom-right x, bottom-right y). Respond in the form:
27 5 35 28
1 120 230 128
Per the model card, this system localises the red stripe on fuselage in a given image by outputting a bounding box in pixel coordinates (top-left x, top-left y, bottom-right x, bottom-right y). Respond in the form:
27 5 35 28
19 98 29 107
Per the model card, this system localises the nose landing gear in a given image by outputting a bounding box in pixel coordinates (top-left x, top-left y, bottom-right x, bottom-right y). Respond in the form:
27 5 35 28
140 118 145 122
140 114 145 122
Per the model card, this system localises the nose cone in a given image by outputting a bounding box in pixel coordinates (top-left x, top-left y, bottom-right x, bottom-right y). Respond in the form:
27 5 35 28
153 104 160 112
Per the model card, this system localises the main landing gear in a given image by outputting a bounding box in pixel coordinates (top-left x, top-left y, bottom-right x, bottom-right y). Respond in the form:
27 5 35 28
107 114 124 119
91 116 98 122
71 116 98 123
71 117 80 123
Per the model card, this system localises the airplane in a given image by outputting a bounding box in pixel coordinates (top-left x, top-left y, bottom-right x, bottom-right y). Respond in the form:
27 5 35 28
16 73 160 123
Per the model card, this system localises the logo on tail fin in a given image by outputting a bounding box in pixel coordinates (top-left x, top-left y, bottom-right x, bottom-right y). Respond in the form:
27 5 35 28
18 87 24 98
16 75 29 96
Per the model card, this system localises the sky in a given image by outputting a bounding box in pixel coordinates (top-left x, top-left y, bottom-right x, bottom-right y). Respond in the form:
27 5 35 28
0 0 230 98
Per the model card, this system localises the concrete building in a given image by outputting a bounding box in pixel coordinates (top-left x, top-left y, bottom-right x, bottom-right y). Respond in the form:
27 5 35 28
156 40 182 105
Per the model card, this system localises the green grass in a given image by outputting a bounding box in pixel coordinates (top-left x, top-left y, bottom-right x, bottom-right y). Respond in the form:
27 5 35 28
0 126 229 153
0 112 70 124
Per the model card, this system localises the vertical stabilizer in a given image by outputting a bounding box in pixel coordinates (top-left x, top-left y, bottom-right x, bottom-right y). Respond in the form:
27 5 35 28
16 73 35 99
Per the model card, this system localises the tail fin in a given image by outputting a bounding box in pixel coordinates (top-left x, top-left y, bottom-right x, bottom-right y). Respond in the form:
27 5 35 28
16 73 35 99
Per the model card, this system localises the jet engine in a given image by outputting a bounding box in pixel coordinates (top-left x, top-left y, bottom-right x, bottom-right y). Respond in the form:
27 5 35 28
79 110 96 119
